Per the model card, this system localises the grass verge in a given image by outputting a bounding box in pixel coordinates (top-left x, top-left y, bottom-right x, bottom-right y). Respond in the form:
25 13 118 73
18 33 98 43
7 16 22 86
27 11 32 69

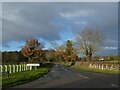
71 65 120 74
1 63 53 88
105 60 120 63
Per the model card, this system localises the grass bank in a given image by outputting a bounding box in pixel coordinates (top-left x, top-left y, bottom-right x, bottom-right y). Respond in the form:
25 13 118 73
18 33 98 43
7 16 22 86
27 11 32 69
1 63 53 88
105 60 120 63
71 65 120 74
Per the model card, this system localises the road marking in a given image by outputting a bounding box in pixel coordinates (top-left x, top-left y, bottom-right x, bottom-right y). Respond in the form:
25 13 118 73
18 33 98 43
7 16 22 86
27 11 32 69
62 67 69 72
64 69 68 71
111 84 118 87
55 65 58 67
52 70 55 72
75 73 89 79
39 75 47 80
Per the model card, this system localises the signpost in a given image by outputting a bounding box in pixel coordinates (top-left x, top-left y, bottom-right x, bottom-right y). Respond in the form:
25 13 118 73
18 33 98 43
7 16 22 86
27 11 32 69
26 64 40 70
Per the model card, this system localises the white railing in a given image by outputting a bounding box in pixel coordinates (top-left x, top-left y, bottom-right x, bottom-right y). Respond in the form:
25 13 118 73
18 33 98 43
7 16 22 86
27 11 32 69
75 61 120 71
89 64 120 71
0 64 39 74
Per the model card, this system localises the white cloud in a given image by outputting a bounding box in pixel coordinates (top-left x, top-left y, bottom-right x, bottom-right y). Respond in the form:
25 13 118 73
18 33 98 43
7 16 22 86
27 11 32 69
60 10 96 19
103 46 118 50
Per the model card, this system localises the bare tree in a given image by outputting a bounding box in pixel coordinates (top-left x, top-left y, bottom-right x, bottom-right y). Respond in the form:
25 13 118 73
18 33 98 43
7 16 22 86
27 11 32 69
50 41 59 51
75 27 103 61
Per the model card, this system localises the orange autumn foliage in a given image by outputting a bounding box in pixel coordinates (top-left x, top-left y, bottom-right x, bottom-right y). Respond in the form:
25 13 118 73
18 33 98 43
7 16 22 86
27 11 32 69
20 38 43 62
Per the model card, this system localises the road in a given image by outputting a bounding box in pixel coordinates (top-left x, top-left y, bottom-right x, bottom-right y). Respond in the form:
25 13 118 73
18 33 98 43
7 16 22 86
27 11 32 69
12 64 119 88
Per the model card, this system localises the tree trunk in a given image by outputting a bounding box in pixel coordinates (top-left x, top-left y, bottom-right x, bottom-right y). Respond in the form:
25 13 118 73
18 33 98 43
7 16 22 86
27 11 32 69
86 54 92 61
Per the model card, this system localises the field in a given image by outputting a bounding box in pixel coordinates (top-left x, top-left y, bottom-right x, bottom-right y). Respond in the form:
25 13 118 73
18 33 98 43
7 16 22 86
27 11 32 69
1 63 53 88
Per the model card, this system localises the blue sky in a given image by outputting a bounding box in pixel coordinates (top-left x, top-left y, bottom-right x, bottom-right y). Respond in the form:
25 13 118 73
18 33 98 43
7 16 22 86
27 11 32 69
1 2 118 56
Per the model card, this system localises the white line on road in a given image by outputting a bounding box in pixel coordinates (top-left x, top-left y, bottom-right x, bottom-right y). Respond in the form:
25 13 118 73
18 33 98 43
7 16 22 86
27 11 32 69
55 65 58 67
39 75 47 80
111 84 118 87
52 70 55 72
75 73 89 79
61 67 69 72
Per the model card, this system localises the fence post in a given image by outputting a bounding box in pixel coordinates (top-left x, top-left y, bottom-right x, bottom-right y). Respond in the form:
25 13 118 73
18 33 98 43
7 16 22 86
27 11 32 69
0 65 2 73
9 65 11 74
22 64 24 71
16 65 18 72
116 65 119 71
110 65 113 70
89 64 92 68
24 64 26 71
30 66 32 70
13 65 15 73
98 65 101 69
19 65 21 72
26 65 27 70
101 65 104 70
21 64 22 71
94 64 97 68
105 64 108 70
5 65 7 72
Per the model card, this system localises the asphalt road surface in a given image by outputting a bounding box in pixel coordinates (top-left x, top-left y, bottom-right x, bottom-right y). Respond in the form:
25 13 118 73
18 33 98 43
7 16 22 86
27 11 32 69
12 64 119 88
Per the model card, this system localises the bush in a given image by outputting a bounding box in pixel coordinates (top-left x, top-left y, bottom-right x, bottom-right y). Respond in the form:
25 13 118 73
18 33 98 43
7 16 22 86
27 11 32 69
71 60 76 66
108 56 114 60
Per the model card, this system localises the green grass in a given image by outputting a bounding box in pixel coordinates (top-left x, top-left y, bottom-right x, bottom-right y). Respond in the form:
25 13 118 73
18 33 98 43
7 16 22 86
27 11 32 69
71 65 120 74
105 60 120 63
1 63 53 88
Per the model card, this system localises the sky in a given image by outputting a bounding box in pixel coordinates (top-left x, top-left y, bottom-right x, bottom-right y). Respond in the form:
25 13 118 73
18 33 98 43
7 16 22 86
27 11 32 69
1 2 118 56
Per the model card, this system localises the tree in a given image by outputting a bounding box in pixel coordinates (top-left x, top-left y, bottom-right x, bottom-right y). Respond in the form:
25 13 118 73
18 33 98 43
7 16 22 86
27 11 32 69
65 40 74 56
64 40 78 63
75 27 103 61
45 50 55 62
20 38 43 63
54 44 66 62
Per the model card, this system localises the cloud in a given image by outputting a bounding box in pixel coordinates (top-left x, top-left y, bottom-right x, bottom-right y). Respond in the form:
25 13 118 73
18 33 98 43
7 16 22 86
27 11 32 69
103 46 118 50
60 10 95 19
2 2 118 56
2 3 64 46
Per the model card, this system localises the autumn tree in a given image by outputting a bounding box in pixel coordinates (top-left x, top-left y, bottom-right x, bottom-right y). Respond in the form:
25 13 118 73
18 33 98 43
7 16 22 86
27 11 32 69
65 40 74 56
20 38 43 63
55 44 66 62
75 27 103 61
45 50 55 62
64 40 78 63
50 41 66 62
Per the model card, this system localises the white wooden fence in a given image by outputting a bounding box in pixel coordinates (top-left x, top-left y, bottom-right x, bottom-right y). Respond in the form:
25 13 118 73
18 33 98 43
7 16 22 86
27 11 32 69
75 61 120 71
0 64 38 74
89 63 120 71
